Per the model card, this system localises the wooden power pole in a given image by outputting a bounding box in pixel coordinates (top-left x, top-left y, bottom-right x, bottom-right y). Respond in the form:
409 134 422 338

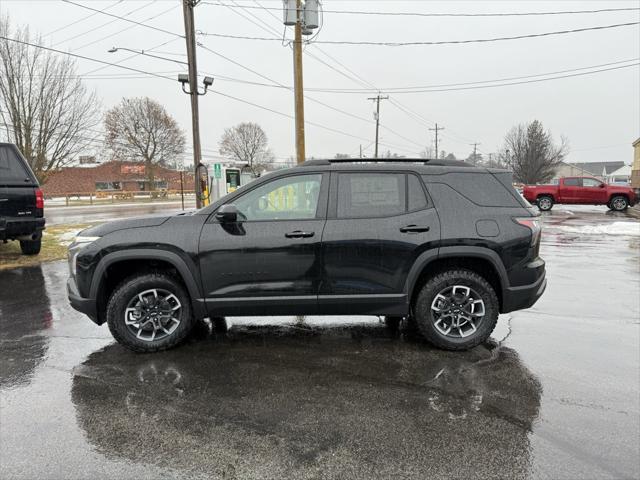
429 123 444 159
182 0 204 208
293 0 306 164
368 93 389 158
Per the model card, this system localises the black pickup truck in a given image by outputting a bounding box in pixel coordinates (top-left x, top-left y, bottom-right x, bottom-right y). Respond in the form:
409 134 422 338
0 143 45 255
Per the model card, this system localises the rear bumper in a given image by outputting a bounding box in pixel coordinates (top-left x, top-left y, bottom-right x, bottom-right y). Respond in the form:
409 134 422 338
0 216 45 240
67 276 100 324
502 269 547 313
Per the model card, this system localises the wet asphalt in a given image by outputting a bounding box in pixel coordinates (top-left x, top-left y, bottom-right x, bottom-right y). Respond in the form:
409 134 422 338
1 206 639 479
45 201 194 226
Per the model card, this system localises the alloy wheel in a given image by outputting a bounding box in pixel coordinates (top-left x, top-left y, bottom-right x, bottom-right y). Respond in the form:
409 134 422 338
612 197 627 211
430 285 486 338
124 288 182 342
538 198 551 210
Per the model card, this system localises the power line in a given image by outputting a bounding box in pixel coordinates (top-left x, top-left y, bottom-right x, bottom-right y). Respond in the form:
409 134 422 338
202 2 640 18
44 0 124 37
53 1 157 47
60 0 184 39
198 21 639 46
0 36 418 156
73 4 178 52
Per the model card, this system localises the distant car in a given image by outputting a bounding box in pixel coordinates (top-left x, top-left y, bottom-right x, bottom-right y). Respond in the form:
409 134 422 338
523 176 637 212
0 143 45 254
68 158 546 353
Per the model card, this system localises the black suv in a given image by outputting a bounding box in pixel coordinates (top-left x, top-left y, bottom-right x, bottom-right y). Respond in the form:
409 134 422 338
0 143 45 255
67 159 546 352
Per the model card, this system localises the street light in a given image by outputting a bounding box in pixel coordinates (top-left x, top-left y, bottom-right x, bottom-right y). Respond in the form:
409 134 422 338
108 47 187 65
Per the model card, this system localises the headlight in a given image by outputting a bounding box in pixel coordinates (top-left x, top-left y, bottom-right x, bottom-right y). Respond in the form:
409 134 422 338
68 236 100 276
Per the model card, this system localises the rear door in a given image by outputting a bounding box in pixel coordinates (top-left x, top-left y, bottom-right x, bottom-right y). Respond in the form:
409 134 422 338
558 177 581 203
319 171 440 315
0 144 38 218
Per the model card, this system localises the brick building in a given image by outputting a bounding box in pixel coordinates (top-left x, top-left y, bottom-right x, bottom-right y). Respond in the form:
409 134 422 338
42 161 195 196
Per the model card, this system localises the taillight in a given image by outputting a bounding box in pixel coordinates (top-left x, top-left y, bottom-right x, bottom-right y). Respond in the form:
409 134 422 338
513 217 541 246
35 188 44 209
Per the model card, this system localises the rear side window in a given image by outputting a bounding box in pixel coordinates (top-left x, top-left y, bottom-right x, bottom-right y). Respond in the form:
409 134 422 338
564 178 581 187
0 145 31 184
408 174 428 211
337 173 405 218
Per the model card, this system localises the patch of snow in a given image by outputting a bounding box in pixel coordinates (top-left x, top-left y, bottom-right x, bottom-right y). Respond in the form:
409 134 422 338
554 221 640 237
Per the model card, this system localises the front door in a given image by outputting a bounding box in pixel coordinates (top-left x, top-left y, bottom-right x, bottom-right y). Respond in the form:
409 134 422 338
319 171 440 315
579 177 608 203
198 172 328 316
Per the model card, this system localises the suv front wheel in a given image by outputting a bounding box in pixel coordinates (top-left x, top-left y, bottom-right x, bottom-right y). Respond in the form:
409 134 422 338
106 273 194 353
414 269 499 351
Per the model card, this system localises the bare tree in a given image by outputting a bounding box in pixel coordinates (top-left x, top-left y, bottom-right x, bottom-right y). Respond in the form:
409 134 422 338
0 17 100 182
104 97 185 188
503 120 568 184
219 122 274 175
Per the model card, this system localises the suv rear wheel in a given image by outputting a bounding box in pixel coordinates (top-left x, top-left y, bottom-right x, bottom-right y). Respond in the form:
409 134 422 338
414 269 498 351
106 273 194 353
20 239 41 255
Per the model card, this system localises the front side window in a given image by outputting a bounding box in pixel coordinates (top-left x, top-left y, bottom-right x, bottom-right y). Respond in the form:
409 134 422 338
582 178 602 188
337 173 406 218
234 174 322 221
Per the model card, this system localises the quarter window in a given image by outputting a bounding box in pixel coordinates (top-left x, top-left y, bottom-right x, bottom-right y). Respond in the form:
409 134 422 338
234 174 322 221
337 173 406 218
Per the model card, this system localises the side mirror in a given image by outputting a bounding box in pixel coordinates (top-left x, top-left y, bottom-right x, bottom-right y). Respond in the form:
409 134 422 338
215 204 239 223
599 183 605 188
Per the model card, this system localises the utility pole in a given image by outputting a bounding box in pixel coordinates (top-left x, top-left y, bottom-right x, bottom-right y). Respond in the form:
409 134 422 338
470 142 481 164
429 123 444 159
293 0 306 164
367 93 389 158
182 0 204 208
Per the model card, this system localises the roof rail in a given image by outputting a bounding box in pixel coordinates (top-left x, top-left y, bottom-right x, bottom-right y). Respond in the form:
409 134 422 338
301 158 473 168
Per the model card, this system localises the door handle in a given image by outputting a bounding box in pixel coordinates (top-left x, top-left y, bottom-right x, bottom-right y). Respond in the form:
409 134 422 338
285 230 315 238
400 225 430 233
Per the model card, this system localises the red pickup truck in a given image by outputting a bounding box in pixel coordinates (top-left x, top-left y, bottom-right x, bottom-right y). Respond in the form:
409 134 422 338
523 177 637 211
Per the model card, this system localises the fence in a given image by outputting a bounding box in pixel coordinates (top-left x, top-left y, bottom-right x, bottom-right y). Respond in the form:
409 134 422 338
45 190 196 207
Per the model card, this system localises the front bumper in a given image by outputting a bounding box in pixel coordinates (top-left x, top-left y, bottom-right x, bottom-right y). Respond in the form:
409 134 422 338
67 276 99 324
502 270 547 313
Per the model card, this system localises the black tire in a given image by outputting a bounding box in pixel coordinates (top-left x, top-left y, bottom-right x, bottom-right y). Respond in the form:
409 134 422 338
413 269 499 351
537 195 554 211
20 239 41 255
609 195 628 211
384 316 403 330
106 272 194 353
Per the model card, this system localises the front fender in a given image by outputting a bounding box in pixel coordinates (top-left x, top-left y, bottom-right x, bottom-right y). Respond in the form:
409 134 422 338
90 249 207 321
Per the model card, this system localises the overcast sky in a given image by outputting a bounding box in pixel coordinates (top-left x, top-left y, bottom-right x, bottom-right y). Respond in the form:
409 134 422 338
1 0 639 166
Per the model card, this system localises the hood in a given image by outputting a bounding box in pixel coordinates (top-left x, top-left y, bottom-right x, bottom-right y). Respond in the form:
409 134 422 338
80 215 172 237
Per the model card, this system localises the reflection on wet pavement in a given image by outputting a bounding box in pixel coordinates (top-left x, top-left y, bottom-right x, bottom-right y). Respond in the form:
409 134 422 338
0 204 638 479
71 328 540 479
